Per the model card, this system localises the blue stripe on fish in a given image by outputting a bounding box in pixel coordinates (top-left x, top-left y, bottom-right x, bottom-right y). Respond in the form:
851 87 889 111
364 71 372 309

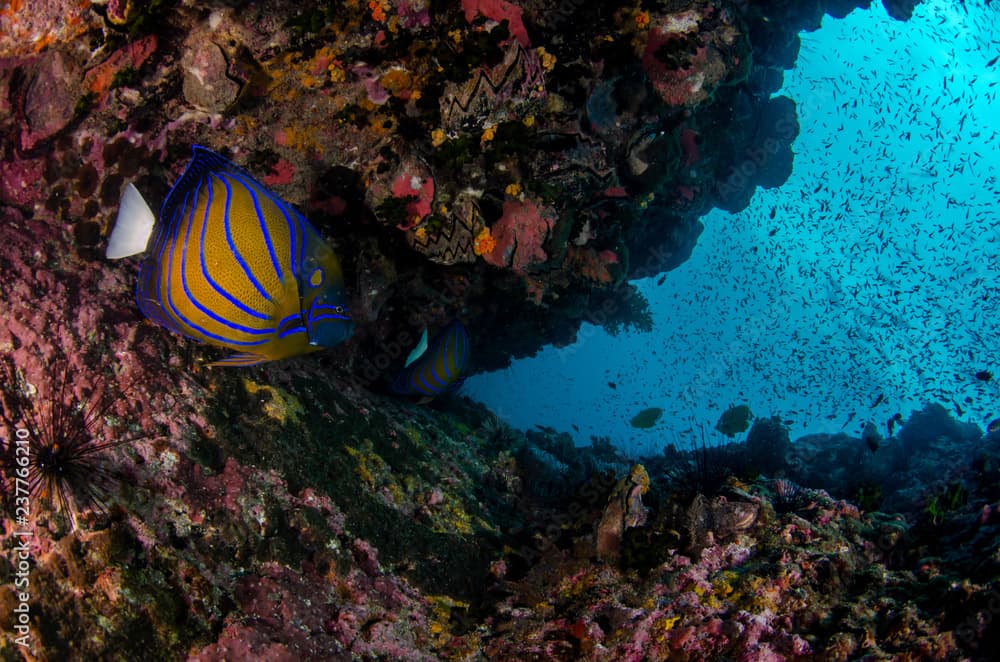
134 145 353 364
180 180 272 336
196 179 270 322
160 178 272 347
219 175 274 305
392 321 471 397
222 169 285 286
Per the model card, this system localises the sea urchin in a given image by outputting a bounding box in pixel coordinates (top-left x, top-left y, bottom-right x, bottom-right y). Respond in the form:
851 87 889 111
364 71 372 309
1 356 144 529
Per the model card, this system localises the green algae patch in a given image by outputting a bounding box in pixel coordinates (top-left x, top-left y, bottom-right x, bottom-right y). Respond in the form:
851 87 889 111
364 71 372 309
201 369 511 600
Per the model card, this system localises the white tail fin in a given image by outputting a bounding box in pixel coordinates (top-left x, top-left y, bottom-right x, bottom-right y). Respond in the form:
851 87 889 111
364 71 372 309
404 327 429 367
106 183 155 259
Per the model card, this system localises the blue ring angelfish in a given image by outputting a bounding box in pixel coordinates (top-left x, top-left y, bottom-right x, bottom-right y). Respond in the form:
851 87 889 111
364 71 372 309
114 145 354 366
391 321 471 397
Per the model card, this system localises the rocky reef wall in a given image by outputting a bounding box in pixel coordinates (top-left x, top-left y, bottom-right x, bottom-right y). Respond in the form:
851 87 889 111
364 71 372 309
0 0 913 374
12 2 997 661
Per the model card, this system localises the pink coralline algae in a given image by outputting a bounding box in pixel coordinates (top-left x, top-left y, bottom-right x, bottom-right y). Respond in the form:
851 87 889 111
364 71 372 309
0 0 98 57
262 158 296 187
676 184 698 202
6 48 82 152
474 470 975 661
397 0 431 29
181 35 239 113
355 64 391 105
391 172 435 228
461 0 531 47
352 537 382 577
0 1 976 660
641 3 748 107
84 35 158 105
191 560 436 661
484 198 555 273
0 156 45 208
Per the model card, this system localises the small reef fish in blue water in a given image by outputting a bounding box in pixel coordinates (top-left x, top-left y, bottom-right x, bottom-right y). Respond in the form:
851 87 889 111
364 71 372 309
886 412 903 438
392 321 470 398
106 145 353 366
861 421 881 453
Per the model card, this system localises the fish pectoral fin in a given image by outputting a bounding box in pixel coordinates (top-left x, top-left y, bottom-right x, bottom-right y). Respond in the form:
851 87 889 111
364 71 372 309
106 183 156 259
207 353 269 367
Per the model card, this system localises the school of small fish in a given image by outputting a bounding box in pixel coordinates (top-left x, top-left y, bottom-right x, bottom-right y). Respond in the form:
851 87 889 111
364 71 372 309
470 0 999 453
648 0 1000 443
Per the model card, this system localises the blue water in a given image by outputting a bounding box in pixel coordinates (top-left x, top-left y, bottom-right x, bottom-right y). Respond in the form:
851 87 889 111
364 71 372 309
469 0 1000 457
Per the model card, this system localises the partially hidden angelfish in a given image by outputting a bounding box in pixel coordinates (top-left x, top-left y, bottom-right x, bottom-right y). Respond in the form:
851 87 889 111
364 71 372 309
106 146 353 366
861 421 882 453
391 321 471 398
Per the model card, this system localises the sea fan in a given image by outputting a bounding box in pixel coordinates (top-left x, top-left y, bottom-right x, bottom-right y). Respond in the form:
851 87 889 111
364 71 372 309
0 356 147 529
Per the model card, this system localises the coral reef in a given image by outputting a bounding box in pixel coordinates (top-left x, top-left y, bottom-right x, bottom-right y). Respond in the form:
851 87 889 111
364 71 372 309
0 0 835 372
595 464 649 562
4 378 998 659
4 1 985 660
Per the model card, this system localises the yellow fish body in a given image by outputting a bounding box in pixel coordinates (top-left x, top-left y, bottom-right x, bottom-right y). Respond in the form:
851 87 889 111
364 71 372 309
111 146 353 365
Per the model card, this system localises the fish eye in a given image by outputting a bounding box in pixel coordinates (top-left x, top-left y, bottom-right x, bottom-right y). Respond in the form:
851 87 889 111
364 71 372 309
335 305 344 314
309 268 324 288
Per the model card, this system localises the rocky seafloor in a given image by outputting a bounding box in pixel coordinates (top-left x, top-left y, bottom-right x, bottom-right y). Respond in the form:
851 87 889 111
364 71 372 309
5 0 999 660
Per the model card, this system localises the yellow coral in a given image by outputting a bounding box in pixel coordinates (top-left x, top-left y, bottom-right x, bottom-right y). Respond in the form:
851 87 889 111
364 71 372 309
653 615 681 643
379 67 413 96
657 615 681 631
505 182 522 197
242 379 304 425
234 115 259 136
386 481 405 504
522 115 535 128
328 61 346 83
473 227 496 256
431 128 447 147
480 124 496 143
427 594 470 643
403 426 422 444
437 493 475 535
636 11 651 29
536 47 557 71
278 124 323 154
413 226 428 241
630 464 650 493
345 441 389 488
713 577 735 598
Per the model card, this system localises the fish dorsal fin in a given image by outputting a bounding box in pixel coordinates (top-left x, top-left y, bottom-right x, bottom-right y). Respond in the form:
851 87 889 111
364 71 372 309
160 145 259 224
106 183 156 259
405 327 429 367
207 352 268 367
